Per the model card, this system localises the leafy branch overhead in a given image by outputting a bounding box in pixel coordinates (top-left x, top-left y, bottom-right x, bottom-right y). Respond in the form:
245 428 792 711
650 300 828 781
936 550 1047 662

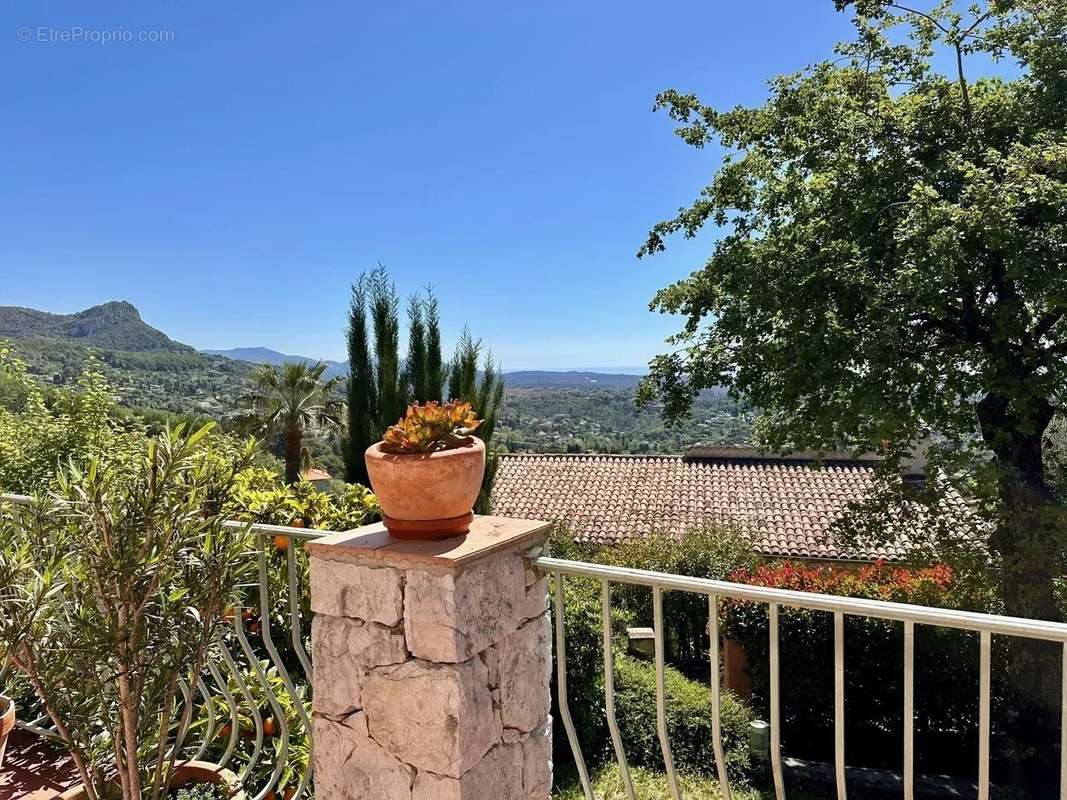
637 0 1067 621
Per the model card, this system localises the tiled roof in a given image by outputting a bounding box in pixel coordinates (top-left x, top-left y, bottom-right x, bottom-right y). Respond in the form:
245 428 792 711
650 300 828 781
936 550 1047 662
302 468 332 482
491 450 962 562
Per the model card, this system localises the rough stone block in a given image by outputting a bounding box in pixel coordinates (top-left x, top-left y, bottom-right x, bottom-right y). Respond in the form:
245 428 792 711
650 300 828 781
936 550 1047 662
521 719 553 800
496 614 551 734
404 552 528 662
363 657 500 778
314 711 414 800
519 575 549 622
411 742 524 800
310 556 404 626
312 614 408 717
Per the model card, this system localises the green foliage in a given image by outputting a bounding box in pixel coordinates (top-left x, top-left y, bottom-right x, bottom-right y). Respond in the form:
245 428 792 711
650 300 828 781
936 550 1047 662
191 660 310 797
0 425 257 800
240 361 342 485
548 526 755 785
499 387 751 454
448 328 506 513
9 332 251 416
405 290 444 404
226 466 379 530
612 655 751 778
370 267 408 439
637 0 1067 620
553 765 819 800
172 784 225 800
595 526 757 666
0 345 143 493
1045 414 1067 499
722 561 996 776
344 275 377 486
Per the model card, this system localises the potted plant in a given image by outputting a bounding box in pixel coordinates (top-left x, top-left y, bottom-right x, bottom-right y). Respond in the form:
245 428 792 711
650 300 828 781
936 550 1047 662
365 400 485 539
0 424 257 800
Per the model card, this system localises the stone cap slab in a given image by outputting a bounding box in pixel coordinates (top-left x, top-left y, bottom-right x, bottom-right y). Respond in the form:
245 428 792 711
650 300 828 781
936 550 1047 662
307 516 552 573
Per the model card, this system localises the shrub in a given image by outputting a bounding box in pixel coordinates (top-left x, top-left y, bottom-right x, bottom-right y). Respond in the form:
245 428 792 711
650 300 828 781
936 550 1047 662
0 346 143 493
0 425 257 800
612 654 752 779
225 466 379 530
596 525 757 669
553 764 765 800
722 560 992 776
548 525 756 785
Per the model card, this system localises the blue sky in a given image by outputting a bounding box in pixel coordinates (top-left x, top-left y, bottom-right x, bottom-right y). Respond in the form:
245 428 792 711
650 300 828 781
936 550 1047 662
1 1 858 369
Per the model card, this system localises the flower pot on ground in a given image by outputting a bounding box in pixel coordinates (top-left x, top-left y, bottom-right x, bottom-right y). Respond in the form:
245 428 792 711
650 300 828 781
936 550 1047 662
365 401 486 540
59 761 246 800
0 693 14 769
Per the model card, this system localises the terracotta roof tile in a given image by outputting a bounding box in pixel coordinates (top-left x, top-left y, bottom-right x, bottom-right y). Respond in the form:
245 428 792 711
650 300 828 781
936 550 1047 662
490 451 969 562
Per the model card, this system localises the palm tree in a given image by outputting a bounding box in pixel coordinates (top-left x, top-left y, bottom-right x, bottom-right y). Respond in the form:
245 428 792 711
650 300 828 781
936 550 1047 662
242 361 343 484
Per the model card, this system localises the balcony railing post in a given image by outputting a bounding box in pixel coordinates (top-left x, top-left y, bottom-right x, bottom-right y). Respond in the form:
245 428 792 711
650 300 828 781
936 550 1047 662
307 517 553 800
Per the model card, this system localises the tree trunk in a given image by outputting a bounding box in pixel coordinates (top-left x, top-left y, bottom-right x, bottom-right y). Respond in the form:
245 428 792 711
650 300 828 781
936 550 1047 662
977 393 1064 795
976 394 1062 621
284 426 302 485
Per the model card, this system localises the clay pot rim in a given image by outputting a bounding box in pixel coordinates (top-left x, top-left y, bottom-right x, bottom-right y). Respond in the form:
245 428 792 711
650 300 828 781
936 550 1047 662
366 436 485 461
57 760 246 800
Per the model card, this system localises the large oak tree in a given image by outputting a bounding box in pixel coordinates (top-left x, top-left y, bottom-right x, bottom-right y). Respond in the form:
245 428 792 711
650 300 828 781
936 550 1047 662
639 0 1066 620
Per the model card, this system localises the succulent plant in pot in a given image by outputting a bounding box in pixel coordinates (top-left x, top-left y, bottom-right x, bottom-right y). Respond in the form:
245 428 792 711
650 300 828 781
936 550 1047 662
365 400 486 539
0 424 257 800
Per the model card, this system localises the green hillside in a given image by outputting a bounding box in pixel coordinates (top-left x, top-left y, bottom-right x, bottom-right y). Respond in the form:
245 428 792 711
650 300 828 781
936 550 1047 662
1 302 250 415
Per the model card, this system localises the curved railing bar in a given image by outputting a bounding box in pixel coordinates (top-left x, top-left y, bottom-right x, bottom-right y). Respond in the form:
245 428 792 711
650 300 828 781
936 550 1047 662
192 677 217 761
769 603 786 800
601 579 635 800
218 625 265 783
173 678 195 758
652 586 682 800
256 538 314 800
286 543 313 681
234 597 288 800
708 594 732 800
207 659 241 767
553 573 594 799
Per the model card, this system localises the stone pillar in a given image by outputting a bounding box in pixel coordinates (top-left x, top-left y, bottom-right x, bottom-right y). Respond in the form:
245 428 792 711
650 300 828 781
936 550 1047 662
307 516 553 800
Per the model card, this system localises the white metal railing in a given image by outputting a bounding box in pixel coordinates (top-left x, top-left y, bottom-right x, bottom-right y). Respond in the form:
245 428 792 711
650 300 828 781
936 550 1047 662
535 555 1067 800
1 492 329 800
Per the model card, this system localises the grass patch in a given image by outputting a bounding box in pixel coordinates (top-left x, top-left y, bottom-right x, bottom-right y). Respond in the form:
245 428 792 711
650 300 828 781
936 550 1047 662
553 765 760 800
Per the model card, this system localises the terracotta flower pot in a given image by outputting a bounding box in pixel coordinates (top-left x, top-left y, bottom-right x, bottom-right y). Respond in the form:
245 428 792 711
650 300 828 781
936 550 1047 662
0 694 14 770
365 436 486 540
59 760 245 800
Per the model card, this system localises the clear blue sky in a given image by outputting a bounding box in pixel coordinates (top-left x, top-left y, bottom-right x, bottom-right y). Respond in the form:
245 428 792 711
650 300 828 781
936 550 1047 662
1 1 857 369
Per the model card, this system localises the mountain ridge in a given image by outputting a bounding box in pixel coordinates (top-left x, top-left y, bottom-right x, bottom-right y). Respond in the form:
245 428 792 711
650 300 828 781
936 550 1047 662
202 347 648 389
0 301 190 353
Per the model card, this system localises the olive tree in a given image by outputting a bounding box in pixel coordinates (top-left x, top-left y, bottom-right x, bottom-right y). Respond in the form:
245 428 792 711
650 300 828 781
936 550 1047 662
638 0 1067 621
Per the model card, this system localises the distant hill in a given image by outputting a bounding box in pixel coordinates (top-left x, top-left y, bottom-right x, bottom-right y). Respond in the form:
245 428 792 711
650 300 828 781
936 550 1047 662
0 301 190 352
202 351 647 389
0 301 249 415
502 370 644 389
202 347 347 379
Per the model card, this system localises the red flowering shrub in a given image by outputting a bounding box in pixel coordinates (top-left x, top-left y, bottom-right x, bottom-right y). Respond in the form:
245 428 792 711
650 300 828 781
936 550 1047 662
727 560 954 603
722 560 987 777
